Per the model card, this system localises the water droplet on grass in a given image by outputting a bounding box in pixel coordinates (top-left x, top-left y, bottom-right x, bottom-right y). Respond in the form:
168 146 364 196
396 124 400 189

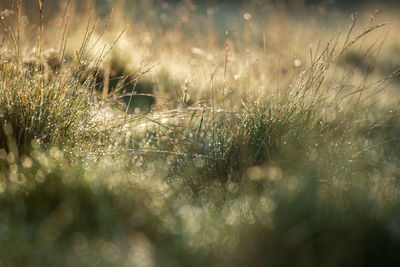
243 13 252 21
294 59 302 67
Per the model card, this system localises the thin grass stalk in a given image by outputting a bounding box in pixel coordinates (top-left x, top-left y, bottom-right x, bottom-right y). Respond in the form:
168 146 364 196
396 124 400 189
58 0 70 64
35 0 44 59
16 0 22 64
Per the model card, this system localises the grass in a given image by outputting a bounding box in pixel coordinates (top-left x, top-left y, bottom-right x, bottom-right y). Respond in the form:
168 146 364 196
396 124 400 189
0 57 102 154
1 0 400 266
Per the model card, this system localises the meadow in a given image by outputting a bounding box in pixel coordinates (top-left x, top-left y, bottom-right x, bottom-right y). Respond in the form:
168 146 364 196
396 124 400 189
0 0 400 266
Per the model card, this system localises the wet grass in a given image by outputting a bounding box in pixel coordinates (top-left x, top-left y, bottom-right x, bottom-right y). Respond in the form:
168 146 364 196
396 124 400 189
1 0 400 266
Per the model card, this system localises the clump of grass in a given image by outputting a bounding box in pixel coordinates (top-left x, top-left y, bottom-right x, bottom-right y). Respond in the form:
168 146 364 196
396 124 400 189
166 99 325 197
165 23 375 195
0 0 124 155
0 58 102 154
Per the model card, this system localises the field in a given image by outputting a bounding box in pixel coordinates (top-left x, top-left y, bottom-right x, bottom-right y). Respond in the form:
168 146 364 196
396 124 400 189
1 0 400 266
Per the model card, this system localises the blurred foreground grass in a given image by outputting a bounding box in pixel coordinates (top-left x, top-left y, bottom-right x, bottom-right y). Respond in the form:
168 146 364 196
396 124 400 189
0 0 400 266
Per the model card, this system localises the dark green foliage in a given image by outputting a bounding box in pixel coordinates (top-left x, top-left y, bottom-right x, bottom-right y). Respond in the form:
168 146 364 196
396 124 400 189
226 180 400 267
0 152 195 267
